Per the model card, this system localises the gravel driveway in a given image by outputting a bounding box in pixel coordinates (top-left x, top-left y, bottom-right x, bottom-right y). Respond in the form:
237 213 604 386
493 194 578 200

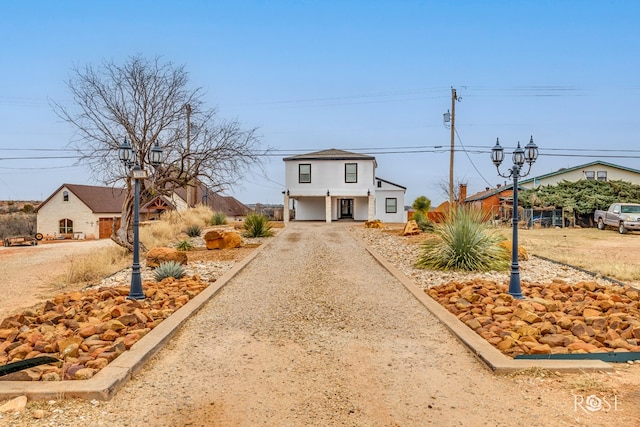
3 222 634 426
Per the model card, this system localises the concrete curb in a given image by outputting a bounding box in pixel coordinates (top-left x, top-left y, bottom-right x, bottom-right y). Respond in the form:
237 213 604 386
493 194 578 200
355 232 613 374
0 236 276 401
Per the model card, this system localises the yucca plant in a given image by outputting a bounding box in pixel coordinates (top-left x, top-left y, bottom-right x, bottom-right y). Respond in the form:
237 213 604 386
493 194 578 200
185 224 202 238
153 260 185 281
243 213 273 238
416 207 509 271
175 239 194 251
210 211 227 225
411 211 434 232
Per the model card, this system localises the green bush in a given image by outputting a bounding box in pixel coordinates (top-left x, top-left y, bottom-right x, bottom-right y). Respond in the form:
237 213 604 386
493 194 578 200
176 239 194 251
416 207 508 272
411 211 434 232
243 213 273 238
210 212 227 225
185 224 202 238
153 260 185 281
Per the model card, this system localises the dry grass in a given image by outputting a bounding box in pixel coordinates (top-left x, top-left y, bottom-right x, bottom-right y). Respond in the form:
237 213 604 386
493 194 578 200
569 373 618 394
494 226 640 282
141 205 215 248
53 245 131 289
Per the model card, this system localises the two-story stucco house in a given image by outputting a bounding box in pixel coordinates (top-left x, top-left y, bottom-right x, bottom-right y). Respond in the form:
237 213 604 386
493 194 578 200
35 183 250 240
282 149 406 223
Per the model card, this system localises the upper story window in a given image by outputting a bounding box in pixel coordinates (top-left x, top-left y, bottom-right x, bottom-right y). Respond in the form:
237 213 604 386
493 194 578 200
584 171 595 180
299 164 311 183
345 163 357 183
63 191 69 201
597 171 607 181
377 180 382 188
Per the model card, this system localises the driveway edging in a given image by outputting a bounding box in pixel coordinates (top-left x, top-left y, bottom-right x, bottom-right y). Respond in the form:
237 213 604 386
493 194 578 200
353 230 613 374
0 235 278 402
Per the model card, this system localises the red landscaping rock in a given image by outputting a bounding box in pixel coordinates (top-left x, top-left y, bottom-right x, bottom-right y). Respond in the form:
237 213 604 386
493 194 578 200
0 276 210 381
427 279 640 358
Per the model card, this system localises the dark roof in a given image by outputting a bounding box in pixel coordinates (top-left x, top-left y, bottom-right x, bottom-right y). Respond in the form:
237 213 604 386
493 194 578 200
35 184 127 213
519 161 640 184
375 177 406 190
283 148 376 163
36 183 249 217
464 184 519 202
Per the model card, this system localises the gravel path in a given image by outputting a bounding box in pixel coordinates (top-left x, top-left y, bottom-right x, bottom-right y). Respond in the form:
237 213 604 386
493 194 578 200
3 222 635 426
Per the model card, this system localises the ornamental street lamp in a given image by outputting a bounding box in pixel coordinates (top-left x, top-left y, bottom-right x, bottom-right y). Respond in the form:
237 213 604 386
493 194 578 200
491 136 539 299
118 138 163 300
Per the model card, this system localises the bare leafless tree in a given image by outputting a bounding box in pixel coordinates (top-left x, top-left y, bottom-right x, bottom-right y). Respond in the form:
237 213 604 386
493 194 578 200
437 177 468 204
52 55 266 249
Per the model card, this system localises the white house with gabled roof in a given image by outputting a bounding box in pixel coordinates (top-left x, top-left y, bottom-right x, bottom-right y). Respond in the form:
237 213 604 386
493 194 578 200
283 149 406 223
519 161 640 189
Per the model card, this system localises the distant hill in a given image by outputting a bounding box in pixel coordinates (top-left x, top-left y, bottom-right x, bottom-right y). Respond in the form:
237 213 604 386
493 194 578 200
0 200 41 214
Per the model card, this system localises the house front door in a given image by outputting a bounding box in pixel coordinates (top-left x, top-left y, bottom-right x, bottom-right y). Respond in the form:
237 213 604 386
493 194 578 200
339 199 353 219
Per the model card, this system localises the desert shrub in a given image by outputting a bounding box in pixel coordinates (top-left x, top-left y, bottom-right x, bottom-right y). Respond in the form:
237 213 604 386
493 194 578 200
176 239 194 251
243 213 273 238
416 207 509 271
411 211 434 232
153 260 185 281
0 213 36 238
210 211 227 225
185 224 202 238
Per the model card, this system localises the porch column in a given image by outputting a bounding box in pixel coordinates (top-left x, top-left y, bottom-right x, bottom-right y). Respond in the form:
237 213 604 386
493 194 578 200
325 193 332 223
368 193 375 221
283 193 290 223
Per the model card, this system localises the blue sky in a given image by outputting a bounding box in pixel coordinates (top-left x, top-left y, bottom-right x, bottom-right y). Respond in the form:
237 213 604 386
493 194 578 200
1 1 639 206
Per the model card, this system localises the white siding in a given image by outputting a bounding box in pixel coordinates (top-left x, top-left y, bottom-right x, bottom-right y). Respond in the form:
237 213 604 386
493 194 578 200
295 197 327 220
374 179 406 223
285 159 375 197
36 187 102 239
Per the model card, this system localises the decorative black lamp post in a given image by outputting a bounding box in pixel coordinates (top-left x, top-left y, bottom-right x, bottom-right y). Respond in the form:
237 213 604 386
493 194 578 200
491 136 539 299
118 138 163 300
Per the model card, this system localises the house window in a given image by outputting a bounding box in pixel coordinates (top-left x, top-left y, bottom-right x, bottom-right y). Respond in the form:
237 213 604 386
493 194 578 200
597 171 607 181
299 164 311 183
377 180 382 188
59 218 73 234
345 163 357 183
385 198 397 213
584 171 595 180
63 191 69 202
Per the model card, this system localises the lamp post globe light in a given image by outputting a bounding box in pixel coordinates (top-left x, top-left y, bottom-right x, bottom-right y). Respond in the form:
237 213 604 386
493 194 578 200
491 136 539 299
118 138 163 300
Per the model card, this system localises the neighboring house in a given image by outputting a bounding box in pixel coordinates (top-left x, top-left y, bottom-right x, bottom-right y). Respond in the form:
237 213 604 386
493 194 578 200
35 183 250 239
282 149 406 223
463 183 519 222
519 161 640 189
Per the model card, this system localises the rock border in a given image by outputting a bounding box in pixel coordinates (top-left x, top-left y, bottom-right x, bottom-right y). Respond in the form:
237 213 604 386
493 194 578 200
0 236 274 402
354 232 614 374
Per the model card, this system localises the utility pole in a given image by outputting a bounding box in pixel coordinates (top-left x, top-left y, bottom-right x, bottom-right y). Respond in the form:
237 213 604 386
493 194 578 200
448 87 461 206
185 103 192 208
449 87 456 206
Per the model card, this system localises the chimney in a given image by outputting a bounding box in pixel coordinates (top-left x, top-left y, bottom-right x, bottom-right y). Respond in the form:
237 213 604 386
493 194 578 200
459 183 467 202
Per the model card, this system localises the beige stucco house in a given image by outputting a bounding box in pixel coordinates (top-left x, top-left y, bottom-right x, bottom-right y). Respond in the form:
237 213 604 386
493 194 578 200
35 183 250 240
519 161 640 189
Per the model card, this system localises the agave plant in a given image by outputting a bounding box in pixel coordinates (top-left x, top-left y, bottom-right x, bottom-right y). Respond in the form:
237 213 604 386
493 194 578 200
185 224 202 238
153 260 185 281
243 213 273 238
416 207 509 271
175 239 194 251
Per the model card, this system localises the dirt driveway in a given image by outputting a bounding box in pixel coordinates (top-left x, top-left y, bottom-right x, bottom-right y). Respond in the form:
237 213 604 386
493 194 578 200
5 222 637 426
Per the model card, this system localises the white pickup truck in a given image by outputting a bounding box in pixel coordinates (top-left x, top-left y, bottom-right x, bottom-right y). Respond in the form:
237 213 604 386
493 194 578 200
594 203 640 234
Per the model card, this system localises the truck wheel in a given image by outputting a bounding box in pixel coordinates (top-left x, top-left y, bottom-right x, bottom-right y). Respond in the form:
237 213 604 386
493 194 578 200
619 223 628 234
597 218 605 230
